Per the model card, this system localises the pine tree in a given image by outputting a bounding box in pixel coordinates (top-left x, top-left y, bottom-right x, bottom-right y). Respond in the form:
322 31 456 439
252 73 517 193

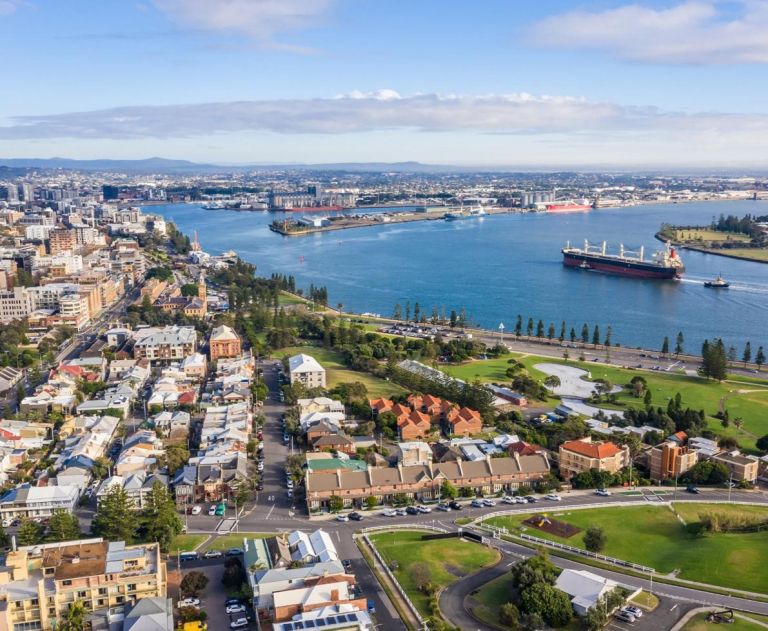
527 318 534 337
141 481 183 553
743 341 752 366
710 338 728 381
675 331 684 356
756 346 766 372
450 309 457 327
536 320 544 338
47 510 81 543
559 321 566 342
547 323 556 341
592 325 600 346
570 327 576 343
581 323 589 344
604 326 612 347
662 336 670 355
92 485 138 543
515 315 522 337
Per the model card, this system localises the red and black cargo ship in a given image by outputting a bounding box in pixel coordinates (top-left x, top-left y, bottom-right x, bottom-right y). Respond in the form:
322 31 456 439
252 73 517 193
562 240 684 279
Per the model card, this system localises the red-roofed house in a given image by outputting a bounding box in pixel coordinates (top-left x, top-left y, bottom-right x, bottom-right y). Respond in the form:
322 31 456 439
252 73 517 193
558 437 630 479
398 410 431 441
370 398 394 415
446 407 483 436
391 403 411 419
508 441 543 456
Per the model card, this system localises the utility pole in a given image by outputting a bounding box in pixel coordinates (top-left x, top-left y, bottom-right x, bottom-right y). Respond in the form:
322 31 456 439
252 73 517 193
728 472 733 502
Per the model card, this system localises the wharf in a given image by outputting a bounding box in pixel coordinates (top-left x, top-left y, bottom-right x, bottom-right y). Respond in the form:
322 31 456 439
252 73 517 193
269 207 518 237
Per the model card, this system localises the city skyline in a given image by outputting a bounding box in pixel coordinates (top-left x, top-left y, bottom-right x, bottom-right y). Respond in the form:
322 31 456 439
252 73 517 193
3 0 768 167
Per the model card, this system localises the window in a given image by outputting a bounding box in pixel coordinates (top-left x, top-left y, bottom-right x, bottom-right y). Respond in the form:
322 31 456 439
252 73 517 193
127 584 136 592
62 580 72 586
98 588 107 596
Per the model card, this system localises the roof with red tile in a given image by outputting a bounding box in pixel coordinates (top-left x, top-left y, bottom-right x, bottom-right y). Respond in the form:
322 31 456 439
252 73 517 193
369 398 394 412
561 439 624 459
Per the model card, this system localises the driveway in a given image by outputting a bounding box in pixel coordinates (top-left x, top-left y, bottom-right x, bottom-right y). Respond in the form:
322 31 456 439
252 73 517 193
535 363 623 398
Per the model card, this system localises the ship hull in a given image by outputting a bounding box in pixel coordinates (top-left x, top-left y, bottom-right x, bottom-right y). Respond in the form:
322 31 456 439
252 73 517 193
563 252 683 279
546 204 592 213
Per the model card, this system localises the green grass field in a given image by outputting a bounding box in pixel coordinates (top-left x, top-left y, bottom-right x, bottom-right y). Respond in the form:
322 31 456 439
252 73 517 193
369 530 500 618
441 352 768 451
276 344 405 398
204 532 271 551
669 228 752 243
484 503 768 593
683 612 767 631
169 534 207 554
702 248 768 262
467 572 517 628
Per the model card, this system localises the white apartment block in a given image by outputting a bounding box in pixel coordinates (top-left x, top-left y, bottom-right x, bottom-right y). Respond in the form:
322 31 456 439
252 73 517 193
0 287 33 323
288 354 327 389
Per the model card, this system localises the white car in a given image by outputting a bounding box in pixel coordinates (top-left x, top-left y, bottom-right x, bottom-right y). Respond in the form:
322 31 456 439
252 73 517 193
502 496 516 504
230 619 248 629
190 505 202 515
544 493 562 501
416 505 432 513
257 462 264 471
226 604 246 615
207 505 217 516
203 550 223 559
286 480 294 489
381 509 397 517
1 518 11 527
516 497 528 504
482 498 496 507
178 597 200 608
595 489 611 497
336 514 349 522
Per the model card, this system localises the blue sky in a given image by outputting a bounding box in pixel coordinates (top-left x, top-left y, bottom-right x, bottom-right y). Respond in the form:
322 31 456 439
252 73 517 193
2 0 768 167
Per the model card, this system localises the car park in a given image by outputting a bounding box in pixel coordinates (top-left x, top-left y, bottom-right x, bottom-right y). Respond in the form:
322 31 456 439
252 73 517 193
482 498 496 507
615 611 636 623
436 503 451 511
349 512 364 521
544 494 562 501
595 489 611 497
623 606 643 618
203 550 223 559
226 604 246 614
178 597 200 608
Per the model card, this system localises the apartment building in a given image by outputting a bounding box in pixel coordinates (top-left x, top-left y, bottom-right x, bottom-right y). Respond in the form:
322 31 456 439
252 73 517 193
649 441 698 482
712 451 759 482
558 437 630 479
0 484 80 519
0 538 167 631
0 287 33 323
48 228 77 254
209 324 241 360
288 354 326 388
133 326 197 364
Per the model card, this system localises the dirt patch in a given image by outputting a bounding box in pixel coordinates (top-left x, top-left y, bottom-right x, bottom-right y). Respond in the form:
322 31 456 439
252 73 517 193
523 514 582 539
445 564 467 577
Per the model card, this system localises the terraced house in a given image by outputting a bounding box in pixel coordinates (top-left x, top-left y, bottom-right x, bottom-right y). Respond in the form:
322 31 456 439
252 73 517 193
305 453 550 511
0 538 166 631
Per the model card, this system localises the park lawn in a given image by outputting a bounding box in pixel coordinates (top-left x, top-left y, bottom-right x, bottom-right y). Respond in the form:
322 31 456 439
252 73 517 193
670 228 751 243
205 533 271 551
278 291 310 306
276 344 405 398
700 248 768 262
169 534 207 554
468 572 517 628
369 530 500 618
443 352 768 450
683 612 766 631
484 504 768 594
673 502 768 524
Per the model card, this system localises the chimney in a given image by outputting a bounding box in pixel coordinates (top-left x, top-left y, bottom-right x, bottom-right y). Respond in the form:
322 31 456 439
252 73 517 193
330 589 339 602
512 451 522 470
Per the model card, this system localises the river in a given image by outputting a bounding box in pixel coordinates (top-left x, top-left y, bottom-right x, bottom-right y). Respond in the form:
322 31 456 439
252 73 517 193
150 200 768 352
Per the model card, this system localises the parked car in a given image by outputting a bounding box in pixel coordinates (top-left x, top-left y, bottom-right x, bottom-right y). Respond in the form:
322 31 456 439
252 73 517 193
203 550 223 559
623 606 643 618
230 617 249 628
516 497 529 504
215 503 226 516
178 598 200 608
544 494 562 501
416 505 432 513
257 462 264 472
225 548 242 557
406 506 419 515
1 519 11 528
502 496 516 504
482 498 496 507
595 489 611 497
225 598 245 607
226 604 246 614
381 509 397 517
686 485 701 494
524 496 538 503
615 611 636 623
448 501 463 510
336 514 349 522
286 480 294 489
470 499 484 508
190 505 202 515
436 503 451 512
349 512 364 521
208 505 217 516
395 508 408 516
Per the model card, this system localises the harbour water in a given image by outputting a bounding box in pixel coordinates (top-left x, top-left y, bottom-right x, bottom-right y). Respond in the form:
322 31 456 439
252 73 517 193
152 201 768 352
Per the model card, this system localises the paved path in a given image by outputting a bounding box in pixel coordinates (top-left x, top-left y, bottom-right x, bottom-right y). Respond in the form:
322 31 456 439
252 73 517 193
535 362 623 398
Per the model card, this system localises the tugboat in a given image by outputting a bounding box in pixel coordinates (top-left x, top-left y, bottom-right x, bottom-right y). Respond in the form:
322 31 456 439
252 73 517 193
704 274 729 288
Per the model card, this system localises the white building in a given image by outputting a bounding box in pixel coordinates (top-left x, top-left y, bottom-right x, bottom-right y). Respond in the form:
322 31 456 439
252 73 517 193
0 286 33 323
0 484 80 519
288 354 326 388
555 569 628 616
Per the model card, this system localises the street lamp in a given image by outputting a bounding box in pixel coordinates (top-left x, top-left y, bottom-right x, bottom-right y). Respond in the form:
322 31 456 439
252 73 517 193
498 322 504 346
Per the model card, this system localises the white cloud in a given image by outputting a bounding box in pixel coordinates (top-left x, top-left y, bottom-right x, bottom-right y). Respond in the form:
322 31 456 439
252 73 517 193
530 1 768 64
152 0 334 43
0 0 23 15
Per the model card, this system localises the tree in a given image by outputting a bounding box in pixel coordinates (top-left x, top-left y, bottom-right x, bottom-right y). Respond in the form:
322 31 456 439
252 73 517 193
536 320 544 338
583 525 606 552
17 518 44 546
604 326 612 347
515 315 522 337
92 484 138 543
559 321 566 343
756 434 768 453
757 346 766 372
661 336 670 355
547 323 555 341
141 481 183 552
519 582 572 628
675 331 685 356
592 325 600 347
449 309 457 327
47 510 81 542
328 495 344 513
365 495 378 509
91 456 111 480
222 557 246 589
181 571 209 597
59 601 87 631
527 318 534 337
163 445 190 475
181 283 199 297
409 562 432 592
440 480 458 499
570 327 576 343
543 375 561 390
499 602 521 628
394 303 402 320
743 341 752 366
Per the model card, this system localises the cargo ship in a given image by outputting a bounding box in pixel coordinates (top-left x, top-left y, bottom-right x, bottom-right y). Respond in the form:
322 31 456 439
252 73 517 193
546 200 592 213
562 240 684 279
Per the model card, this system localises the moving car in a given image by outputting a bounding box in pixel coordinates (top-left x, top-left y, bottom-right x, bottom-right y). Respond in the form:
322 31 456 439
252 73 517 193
190 505 202 515
482 498 496 507
178 597 200 608
544 494 562 501
436 503 451 512
448 501 463 510
470 499 484 508
203 550 223 559
595 488 611 497
336 514 349 522
686 485 701 494
416 505 432 513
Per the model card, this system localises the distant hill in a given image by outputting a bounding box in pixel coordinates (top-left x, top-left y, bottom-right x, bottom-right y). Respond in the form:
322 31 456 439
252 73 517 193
0 157 211 173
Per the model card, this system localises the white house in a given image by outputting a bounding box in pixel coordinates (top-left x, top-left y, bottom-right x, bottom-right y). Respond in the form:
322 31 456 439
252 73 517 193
555 569 623 616
0 484 80 519
288 354 326 388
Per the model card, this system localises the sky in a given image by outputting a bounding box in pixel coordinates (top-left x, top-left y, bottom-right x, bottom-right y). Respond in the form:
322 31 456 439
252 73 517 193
2 0 768 167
